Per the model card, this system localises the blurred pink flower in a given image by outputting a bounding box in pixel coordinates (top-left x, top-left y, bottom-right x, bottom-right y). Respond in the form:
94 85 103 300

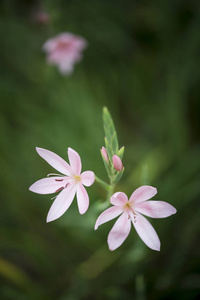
43 33 87 74
29 147 95 222
35 10 50 25
95 186 177 251
112 155 123 171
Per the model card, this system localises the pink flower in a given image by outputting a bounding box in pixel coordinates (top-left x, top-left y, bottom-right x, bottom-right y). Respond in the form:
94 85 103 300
43 33 87 75
95 186 177 251
29 147 95 222
112 155 123 171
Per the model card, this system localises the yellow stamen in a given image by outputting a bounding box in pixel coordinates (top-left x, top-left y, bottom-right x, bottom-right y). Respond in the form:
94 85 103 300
74 175 81 182
124 202 136 215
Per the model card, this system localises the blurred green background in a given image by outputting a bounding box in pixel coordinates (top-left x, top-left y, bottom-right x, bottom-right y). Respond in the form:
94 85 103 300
0 0 200 299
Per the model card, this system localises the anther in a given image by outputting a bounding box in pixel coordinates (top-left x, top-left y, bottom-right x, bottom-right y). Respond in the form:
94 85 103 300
55 187 64 193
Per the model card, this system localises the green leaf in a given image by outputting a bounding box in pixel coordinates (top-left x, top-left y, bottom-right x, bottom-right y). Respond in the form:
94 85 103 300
104 137 113 163
111 132 119 154
112 168 125 184
103 107 119 156
117 146 125 160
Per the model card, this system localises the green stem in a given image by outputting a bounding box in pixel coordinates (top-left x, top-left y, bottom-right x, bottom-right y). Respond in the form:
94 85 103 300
95 175 116 203
95 175 110 192
106 183 115 202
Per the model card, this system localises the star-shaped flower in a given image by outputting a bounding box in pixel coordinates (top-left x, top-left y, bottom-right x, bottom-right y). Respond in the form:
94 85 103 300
95 186 177 251
29 147 95 222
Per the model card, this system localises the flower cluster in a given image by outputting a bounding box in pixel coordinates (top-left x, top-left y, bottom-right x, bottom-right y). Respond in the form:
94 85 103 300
29 108 177 251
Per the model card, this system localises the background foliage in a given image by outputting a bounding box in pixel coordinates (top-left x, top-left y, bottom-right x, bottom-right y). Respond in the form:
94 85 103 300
0 0 200 299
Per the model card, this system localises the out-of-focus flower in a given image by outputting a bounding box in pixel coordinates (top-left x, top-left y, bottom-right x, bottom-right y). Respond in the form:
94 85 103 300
43 33 87 74
35 10 50 25
101 147 109 163
95 186 177 251
29 147 95 222
112 155 123 171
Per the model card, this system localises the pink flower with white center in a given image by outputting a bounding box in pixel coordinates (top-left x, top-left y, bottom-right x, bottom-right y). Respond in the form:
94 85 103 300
43 32 87 75
29 147 95 223
95 186 177 251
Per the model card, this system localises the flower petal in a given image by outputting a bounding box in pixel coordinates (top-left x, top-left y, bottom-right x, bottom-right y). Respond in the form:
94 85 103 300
68 148 82 175
95 206 123 230
76 184 89 215
110 192 128 206
29 177 69 194
108 212 131 251
46 184 76 223
129 186 157 204
132 213 160 251
36 147 73 176
81 171 95 187
58 60 74 74
43 38 58 52
134 201 177 218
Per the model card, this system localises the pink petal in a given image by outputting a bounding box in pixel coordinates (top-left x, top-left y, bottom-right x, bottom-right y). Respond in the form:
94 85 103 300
57 59 74 74
110 192 128 206
43 33 73 52
56 33 74 42
68 148 82 175
132 213 160 251
129 185 157 204
43 38 58 52
76 184 89 215
46 184 76 223
29 177 69 194
81 171 95 187
72 36 87 50
36 147 73 176
134 201 177 218
108 212 131 251
94 206 123 230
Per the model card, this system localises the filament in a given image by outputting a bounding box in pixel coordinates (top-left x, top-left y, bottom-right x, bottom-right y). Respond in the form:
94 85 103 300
47 173 64 177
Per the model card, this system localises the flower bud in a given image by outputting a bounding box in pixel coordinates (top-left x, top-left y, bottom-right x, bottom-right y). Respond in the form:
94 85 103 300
112 155 123 172
101 147 109 163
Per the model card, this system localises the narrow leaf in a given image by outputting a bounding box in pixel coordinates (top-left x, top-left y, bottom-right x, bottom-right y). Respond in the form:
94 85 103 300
112 168 125 184
103 107 119 155
117 146 125 160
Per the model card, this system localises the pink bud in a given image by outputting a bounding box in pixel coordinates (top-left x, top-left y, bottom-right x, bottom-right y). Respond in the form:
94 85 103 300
112 155 123 172
101 147 109 163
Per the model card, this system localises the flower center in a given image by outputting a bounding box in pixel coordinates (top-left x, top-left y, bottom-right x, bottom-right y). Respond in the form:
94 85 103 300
57 41 71 51
74 175 81 182
124 202 137 223
124 202 134 212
